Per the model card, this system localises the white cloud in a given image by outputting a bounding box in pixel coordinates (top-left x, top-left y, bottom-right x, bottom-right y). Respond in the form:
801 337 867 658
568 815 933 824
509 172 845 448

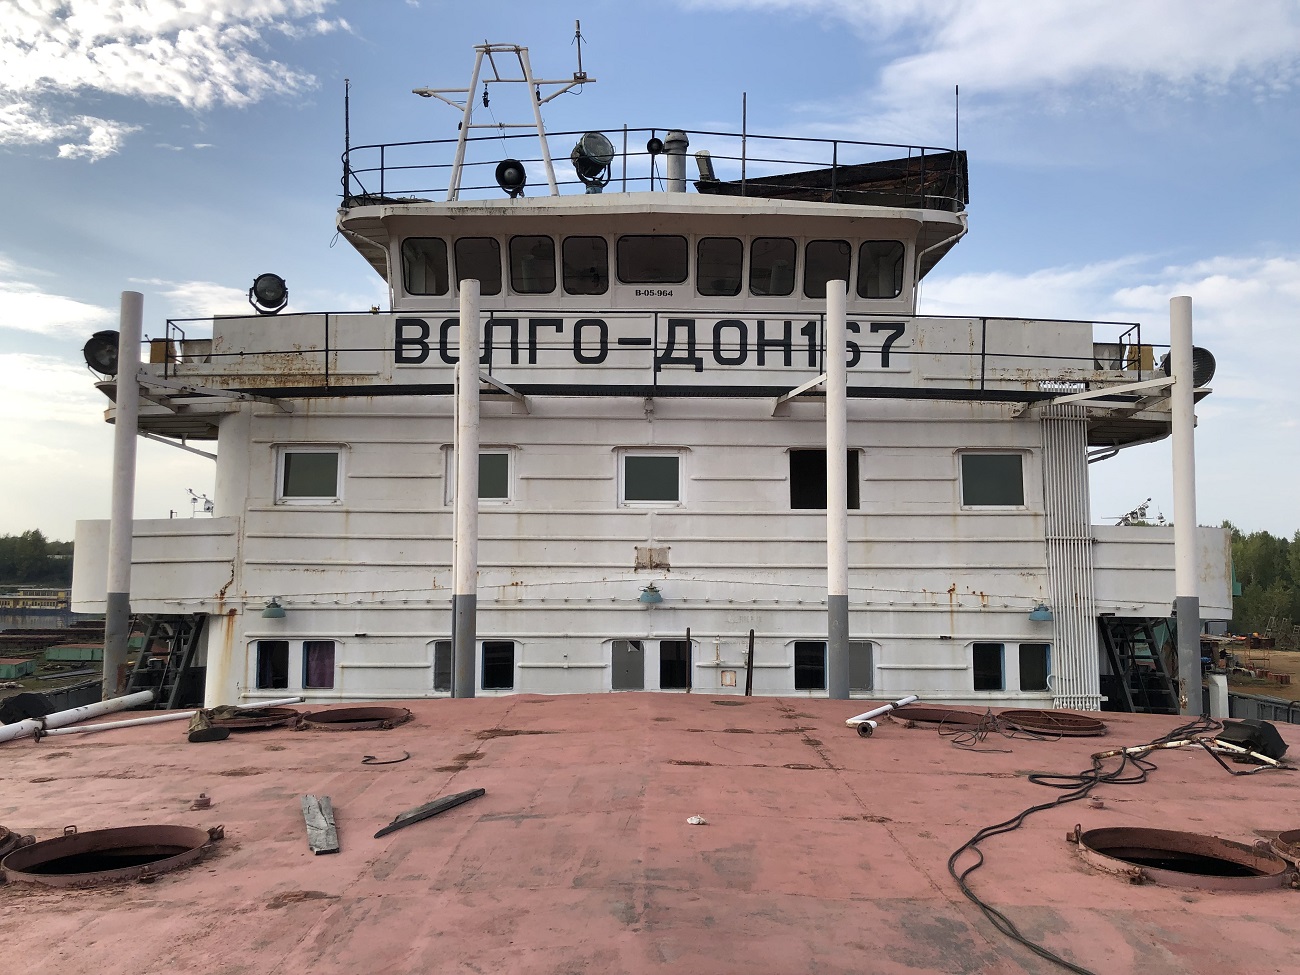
689 1 1300 138
0 352 215 539
0 255 116 335
132 278 253 318
0 1 346 157
920 250 1300 534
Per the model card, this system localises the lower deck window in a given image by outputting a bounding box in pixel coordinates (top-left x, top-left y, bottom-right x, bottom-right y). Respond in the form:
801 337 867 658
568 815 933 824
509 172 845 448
434 640 452 692
622 453 681 504
482 641 515 690
303 641 335 689
794 641 827 690
973 643 1004 691
256 640 289 690
849 640 874 693
279 449 340 502
1019 643 1051 691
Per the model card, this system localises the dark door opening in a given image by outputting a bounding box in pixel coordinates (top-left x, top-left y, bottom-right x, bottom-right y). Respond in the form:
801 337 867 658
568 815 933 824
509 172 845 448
660 640 692 689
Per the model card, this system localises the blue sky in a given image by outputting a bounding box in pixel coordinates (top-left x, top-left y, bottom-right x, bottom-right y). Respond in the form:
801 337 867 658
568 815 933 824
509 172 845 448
1 0 1297 540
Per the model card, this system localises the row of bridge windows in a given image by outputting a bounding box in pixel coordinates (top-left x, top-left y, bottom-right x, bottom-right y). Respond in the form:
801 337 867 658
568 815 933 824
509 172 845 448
402 235 906 300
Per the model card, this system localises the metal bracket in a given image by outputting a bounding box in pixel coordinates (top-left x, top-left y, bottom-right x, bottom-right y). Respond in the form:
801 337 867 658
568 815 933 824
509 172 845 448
136 371 293 412
772 373 827 415
1048 375 1174 407
479 372 529 413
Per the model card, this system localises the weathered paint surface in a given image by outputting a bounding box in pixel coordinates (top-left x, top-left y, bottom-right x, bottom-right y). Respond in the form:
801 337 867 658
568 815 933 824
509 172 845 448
0 696 1295 975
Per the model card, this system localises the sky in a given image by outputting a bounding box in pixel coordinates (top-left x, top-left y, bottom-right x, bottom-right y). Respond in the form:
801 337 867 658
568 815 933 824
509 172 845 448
1 0 1297 542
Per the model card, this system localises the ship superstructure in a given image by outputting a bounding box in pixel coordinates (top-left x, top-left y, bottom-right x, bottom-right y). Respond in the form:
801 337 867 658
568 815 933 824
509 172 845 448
72 41 1230 711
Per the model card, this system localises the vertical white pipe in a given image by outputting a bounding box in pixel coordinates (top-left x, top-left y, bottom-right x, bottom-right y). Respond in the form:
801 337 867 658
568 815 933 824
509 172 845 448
1170 296 1200 713
103 292 142 699
1170 297 1197 591
453 280 481 698
826 280 849 699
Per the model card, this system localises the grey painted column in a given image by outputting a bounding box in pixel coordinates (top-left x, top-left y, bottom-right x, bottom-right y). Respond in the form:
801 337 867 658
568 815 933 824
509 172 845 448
452 279 480 698
1170 296 1201 714
103 292 142 699
825 280 850 699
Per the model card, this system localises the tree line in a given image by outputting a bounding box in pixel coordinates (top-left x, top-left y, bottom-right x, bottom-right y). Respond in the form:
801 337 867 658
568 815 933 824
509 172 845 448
0 531 73 587
1226 523 1300 634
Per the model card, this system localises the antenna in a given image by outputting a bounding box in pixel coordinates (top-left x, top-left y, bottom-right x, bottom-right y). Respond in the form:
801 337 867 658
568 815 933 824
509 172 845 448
343 78 351 202
573 20 587 82
954 84 959 153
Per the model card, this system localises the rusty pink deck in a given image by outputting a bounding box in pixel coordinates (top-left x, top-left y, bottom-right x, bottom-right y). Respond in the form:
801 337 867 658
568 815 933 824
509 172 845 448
2 695 1298 974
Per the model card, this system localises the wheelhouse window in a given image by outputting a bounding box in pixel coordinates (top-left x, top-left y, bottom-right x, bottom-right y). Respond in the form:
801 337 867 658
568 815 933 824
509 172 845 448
858 240 905 299
973 643 1004 691
277 448 341 504
509 236 556 294
697 237 742 296
790 449 860 509
794 641 827 690
1019 643 1051 691
803 240 852 299
454 237 502 295
617 235 688 284
482 641 515 690
562 236 609 294
621 453 681 505
960 453 1025 507
303 641 335 689
750 237 796 296
256 641 289 690
402 237 449 296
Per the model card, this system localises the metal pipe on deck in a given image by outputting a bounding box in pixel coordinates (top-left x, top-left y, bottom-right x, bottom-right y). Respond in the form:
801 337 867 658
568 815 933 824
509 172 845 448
103 292 142 699
826 280 850 699
0 690 155 745
1171 296 1201 714
453 279 481 698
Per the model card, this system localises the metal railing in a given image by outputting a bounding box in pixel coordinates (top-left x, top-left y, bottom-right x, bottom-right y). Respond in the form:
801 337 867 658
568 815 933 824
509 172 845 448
1227 692 1300 725
341 127 967 212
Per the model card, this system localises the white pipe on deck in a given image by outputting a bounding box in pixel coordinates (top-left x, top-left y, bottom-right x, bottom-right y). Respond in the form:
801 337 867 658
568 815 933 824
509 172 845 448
0 690 155 744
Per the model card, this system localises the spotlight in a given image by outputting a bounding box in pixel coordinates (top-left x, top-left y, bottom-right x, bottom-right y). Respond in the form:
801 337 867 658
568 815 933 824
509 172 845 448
571 132 615 193
249 273 288 315
83 330 120 376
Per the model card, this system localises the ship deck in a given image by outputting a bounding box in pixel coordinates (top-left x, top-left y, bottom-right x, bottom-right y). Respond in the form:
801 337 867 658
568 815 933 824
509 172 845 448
2 694 1297 975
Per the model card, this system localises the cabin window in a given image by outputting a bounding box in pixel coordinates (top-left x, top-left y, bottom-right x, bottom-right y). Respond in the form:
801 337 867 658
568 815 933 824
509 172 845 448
617 235 689 284
303 641 336 689
620 452 681 505
750 237 796 296
277 448 341 503
697 237 742 296
402 237 449 296
960 453 1025 507
803 239 852 298
973 642 1004 691
256 641 289 690
454 237 502 295
509 235 556 294
482 641 515 690
433 640 452 692
562 236 609 294
445 449 512 504
1019 643 1051 691
858 240 905 299
794 641 827 690
789 449 860 509
849 640 874 693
